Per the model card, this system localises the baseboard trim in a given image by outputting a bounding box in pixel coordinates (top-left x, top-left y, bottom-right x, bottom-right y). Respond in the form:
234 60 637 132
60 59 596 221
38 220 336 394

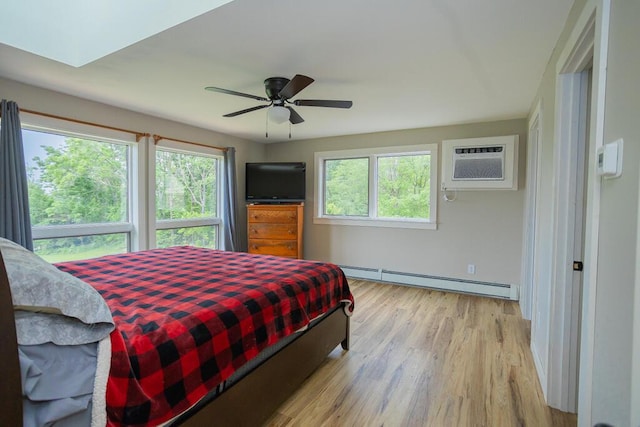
340 265 519 300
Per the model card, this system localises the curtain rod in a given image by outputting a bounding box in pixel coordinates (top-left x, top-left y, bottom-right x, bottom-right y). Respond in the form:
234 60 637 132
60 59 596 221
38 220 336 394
153 134 227 152
3 106 227 150
16 108 149 142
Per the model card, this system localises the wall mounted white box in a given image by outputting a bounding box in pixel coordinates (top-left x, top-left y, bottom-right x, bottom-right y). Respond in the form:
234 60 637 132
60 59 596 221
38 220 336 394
441 135 519 190
597 138 623 178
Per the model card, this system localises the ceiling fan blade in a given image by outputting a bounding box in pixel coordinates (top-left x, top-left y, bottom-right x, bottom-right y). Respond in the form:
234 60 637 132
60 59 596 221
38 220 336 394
223 104 270 117
278 75 314 100
205 86 269 102
286 106 304 124
294 99 353 109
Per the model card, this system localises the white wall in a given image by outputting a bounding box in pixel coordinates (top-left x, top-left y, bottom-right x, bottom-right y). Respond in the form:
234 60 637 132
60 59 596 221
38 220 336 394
266 119 527 286
0 77 266 248
529 0 640 424
590 1 640 424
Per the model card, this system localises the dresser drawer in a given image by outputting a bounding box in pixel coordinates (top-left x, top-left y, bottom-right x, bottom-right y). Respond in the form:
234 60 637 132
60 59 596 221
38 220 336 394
248 223 298 240
248 208 298 224
248 239 298 257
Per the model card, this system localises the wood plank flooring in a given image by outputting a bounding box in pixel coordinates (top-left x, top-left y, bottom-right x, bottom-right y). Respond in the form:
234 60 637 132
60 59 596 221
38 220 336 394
264 279 577 427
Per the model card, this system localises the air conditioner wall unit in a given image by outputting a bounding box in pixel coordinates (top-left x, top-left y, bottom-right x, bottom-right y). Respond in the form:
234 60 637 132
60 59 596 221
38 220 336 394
441 135 519 190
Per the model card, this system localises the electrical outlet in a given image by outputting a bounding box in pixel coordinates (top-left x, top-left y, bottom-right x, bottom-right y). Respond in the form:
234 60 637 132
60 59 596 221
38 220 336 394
467 264 476 274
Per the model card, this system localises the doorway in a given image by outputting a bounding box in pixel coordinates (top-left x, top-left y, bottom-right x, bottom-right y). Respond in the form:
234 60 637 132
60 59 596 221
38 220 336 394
528 1 610 416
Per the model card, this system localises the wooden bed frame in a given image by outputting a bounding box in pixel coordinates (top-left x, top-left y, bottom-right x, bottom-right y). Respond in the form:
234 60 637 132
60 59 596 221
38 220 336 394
0 251 350 426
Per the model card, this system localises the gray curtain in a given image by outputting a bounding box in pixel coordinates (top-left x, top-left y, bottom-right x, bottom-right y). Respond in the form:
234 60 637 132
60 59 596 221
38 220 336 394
0 100 33 251
222 147 240 251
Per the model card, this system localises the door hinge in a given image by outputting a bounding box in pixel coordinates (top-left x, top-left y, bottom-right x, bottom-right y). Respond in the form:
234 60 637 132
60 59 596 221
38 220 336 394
573 261 584 271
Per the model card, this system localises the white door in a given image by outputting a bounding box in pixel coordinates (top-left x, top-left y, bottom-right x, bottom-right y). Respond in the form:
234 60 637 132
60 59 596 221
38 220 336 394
567 68 591 411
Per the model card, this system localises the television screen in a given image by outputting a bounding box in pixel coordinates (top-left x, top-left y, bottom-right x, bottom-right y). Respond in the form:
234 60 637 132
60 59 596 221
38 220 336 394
245 162 306 203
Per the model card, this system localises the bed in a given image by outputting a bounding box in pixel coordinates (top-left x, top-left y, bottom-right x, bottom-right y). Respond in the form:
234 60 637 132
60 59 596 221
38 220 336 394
0 238 353 426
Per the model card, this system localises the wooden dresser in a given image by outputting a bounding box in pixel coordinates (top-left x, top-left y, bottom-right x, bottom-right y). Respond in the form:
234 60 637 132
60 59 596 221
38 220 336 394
247 203 304 259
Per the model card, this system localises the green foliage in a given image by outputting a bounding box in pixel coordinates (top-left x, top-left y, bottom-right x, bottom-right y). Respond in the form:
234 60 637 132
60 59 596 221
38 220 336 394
156 150 217 220
27 182 52 226
323 154 431 220
324 158 369 216
33 236 127 263
377 154 430 219
156 226 217 249
30 138 127 225
36 138 127 225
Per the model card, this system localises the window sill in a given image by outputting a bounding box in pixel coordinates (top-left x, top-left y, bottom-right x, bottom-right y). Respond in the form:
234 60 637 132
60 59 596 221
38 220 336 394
313 216 437 230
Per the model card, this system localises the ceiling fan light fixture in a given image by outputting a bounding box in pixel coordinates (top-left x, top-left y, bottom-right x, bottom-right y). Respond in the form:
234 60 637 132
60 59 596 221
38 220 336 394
268 106 290 124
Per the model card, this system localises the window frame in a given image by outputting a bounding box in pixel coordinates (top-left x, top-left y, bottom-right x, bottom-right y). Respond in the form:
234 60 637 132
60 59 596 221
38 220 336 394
314 144 438 230
150 139 224 250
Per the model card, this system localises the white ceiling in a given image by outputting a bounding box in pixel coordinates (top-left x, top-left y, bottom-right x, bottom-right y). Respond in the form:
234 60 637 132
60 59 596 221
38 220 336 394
0 0 573 143
0 0 233 67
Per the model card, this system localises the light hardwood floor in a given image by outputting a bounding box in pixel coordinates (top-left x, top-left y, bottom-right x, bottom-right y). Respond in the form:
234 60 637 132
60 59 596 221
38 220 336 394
264 279 577 427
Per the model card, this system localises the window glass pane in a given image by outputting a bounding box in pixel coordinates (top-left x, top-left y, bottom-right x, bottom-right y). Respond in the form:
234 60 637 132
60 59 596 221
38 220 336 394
156 150 217 220
34 234 128 263
324 158 369 216
156 226 218 249
24 129 129 226
377 154 431 219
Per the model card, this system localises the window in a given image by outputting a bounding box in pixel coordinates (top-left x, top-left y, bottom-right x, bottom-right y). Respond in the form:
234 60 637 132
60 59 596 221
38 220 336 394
23 127 134 262
314 144 438 229
19 115 226 262
154 145 221 249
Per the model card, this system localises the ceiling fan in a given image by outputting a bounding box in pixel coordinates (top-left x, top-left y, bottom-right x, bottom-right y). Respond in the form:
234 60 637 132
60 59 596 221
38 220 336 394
205 74 352 125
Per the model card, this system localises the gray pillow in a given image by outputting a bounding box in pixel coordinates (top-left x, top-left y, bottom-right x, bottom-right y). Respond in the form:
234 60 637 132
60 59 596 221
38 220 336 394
0 238 114 345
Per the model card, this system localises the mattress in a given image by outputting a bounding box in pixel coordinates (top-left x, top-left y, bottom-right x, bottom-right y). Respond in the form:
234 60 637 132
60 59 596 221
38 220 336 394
54 246 353 426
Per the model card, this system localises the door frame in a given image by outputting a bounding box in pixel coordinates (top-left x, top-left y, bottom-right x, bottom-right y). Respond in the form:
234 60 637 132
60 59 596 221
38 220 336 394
548 0 610 417
520 101 542 321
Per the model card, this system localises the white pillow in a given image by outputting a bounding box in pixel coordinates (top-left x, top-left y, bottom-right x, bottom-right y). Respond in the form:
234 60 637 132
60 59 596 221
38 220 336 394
0 238 114 345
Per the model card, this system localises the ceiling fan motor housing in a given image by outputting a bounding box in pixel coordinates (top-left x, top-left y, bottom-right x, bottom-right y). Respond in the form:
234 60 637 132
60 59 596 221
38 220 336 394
264 77 290 100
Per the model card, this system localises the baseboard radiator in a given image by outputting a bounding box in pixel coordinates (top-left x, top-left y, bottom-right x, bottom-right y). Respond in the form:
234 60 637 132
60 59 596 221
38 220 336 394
339 265 519 300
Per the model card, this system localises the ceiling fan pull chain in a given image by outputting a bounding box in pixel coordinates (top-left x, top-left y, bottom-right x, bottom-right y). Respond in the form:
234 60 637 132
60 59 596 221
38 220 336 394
265 113 269 138
289 122 292 139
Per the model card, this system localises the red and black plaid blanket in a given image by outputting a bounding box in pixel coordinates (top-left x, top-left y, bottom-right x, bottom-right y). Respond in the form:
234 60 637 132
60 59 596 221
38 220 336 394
56 246 353 426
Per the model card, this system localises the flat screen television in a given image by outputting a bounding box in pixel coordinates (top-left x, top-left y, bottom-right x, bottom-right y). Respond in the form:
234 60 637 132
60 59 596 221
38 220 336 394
245 162 306 203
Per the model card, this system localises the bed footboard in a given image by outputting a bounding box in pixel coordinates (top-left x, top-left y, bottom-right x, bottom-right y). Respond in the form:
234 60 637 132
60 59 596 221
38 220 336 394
0 252 23 426
176 306 350 427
